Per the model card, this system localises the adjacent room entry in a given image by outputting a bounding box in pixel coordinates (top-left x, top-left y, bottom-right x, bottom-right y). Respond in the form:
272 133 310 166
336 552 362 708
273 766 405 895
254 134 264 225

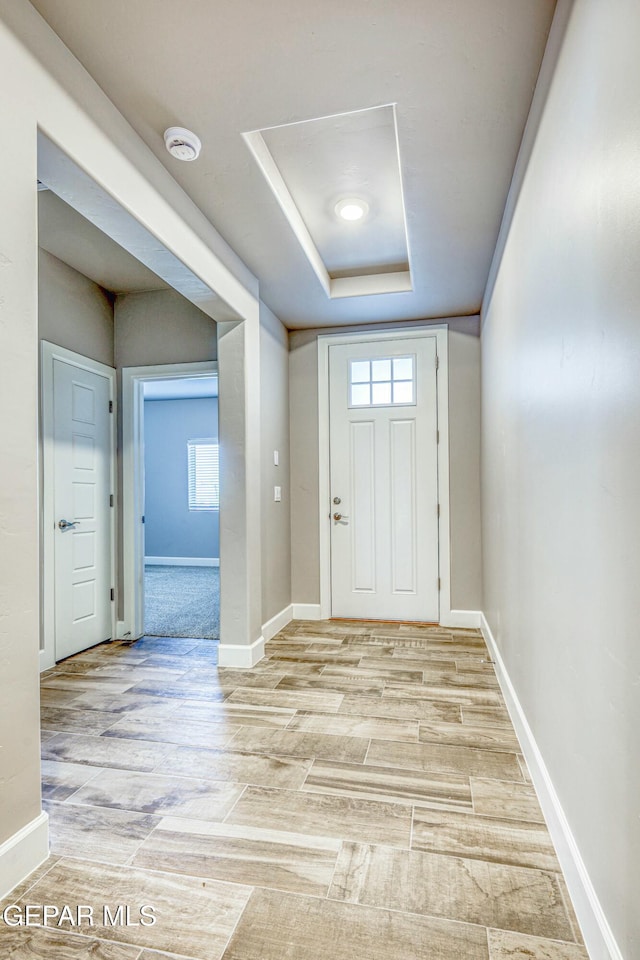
328 335 440 621
142 376 220 640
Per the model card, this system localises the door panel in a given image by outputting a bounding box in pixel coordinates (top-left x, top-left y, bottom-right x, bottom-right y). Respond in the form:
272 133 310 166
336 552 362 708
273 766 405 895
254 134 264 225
53 358 112 660
350 420 376 593
329 337 439 621
390 418 416 594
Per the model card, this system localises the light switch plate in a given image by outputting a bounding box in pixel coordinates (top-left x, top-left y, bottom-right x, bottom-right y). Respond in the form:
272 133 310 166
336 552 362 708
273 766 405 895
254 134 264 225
274 485 282 502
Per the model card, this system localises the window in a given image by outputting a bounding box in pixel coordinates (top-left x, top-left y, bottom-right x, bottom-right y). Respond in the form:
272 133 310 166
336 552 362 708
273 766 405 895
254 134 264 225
349 355 416 407
188 439 219 511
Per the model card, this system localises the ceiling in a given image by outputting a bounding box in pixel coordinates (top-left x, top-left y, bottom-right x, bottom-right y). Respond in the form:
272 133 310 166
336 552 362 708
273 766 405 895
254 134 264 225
38 189 168 295
30 0 556 329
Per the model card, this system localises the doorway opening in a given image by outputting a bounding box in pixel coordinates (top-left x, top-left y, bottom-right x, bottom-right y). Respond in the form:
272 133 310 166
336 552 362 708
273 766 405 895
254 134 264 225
121 362 219 645
141 375 220 640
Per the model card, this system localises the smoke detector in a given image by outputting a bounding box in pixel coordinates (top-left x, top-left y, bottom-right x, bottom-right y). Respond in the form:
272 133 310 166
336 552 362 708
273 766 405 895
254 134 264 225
163 127 202 162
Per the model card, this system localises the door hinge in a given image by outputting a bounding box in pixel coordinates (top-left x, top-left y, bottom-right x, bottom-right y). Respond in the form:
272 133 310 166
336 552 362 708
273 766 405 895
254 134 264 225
436 429 440 444
437 577 441 591
110 588 115 602
437 503 440 518
141 515 145 524
109 494 114 507
435 355 439 371
109 400 113 413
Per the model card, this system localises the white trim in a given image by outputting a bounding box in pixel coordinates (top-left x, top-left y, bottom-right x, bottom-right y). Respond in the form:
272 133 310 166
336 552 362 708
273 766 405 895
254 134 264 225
218 635 265 668
39 648 55 672
0 811 49 900
243 129 330 297
440 609 482 629
40 342 116 672
317 326 452 625
122 362 218 640
481 613 623 960
292 603 323 620
262 604 294 642
145 556 219 567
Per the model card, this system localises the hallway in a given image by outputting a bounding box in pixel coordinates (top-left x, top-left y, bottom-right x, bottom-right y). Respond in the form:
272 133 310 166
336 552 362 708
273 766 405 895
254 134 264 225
4 622 586 959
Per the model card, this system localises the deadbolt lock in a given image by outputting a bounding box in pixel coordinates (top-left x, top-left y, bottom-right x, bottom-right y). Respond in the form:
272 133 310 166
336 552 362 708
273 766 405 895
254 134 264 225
333 497 341 504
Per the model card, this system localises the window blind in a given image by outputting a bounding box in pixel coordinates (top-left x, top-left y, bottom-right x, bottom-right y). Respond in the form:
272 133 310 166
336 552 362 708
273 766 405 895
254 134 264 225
187 439 219 510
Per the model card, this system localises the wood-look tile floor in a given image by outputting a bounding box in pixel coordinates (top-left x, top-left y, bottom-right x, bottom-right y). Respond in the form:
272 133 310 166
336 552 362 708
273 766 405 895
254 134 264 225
1 623 589 960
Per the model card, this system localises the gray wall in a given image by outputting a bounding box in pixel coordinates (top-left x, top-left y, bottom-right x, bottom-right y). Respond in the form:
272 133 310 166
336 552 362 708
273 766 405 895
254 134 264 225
38 248 114 365
0 0 258 862
289 317 482 611
448 322 482 610
114 288 217 368
260 303 292 624
481 0 639 955
144 398 219 560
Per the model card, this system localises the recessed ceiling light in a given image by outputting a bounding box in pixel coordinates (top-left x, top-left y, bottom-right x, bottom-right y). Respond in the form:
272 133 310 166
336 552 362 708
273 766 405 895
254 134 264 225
335 198 369 222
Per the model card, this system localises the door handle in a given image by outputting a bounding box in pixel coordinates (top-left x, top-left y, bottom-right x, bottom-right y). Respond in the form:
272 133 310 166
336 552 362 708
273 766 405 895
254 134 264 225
58 519 79 530
333 513 349 523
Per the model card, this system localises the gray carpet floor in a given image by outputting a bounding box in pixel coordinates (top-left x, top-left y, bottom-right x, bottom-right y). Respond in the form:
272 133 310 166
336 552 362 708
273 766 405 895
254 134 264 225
144 564 220 640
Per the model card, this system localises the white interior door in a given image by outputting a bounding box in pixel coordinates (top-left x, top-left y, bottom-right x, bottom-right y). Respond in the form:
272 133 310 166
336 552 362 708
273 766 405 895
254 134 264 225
53 357 113 660
329 336 440 621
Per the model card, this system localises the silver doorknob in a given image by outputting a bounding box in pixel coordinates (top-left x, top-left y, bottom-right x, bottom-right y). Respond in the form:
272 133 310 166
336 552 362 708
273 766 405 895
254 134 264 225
58 519 79 530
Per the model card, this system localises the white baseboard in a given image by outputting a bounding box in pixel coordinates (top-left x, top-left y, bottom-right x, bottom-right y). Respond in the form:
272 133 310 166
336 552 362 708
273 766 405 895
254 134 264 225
145 556 219 567
292 603 323 620
480 613 622 960
440 609 482 629
262 604 293 642
218 634 265 668
0 811 49 900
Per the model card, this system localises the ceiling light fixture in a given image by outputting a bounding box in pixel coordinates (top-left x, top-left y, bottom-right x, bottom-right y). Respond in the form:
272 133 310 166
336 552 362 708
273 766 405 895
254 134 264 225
164 126 202 162
335 198 369 222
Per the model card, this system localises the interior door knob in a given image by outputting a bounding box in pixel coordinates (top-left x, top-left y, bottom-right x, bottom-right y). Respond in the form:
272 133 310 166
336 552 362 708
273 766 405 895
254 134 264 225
58 519 79 530
333 513 349 522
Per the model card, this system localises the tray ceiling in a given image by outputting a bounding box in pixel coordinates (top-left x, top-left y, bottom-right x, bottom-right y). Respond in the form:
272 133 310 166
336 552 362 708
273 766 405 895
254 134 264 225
246 105 411 299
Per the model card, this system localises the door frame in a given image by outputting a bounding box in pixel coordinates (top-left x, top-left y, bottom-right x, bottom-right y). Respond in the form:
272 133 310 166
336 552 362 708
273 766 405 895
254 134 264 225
40 341 117 671
121 360 219 640
317 325 456 625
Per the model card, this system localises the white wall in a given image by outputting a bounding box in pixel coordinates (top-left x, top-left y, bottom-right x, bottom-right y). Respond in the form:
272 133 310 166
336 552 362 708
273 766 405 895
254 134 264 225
482 1 640 956
289 317 482 613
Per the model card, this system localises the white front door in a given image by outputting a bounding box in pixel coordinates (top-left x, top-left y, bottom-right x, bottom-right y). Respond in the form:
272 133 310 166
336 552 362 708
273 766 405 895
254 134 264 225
329 336 440 621
53 357 113 660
